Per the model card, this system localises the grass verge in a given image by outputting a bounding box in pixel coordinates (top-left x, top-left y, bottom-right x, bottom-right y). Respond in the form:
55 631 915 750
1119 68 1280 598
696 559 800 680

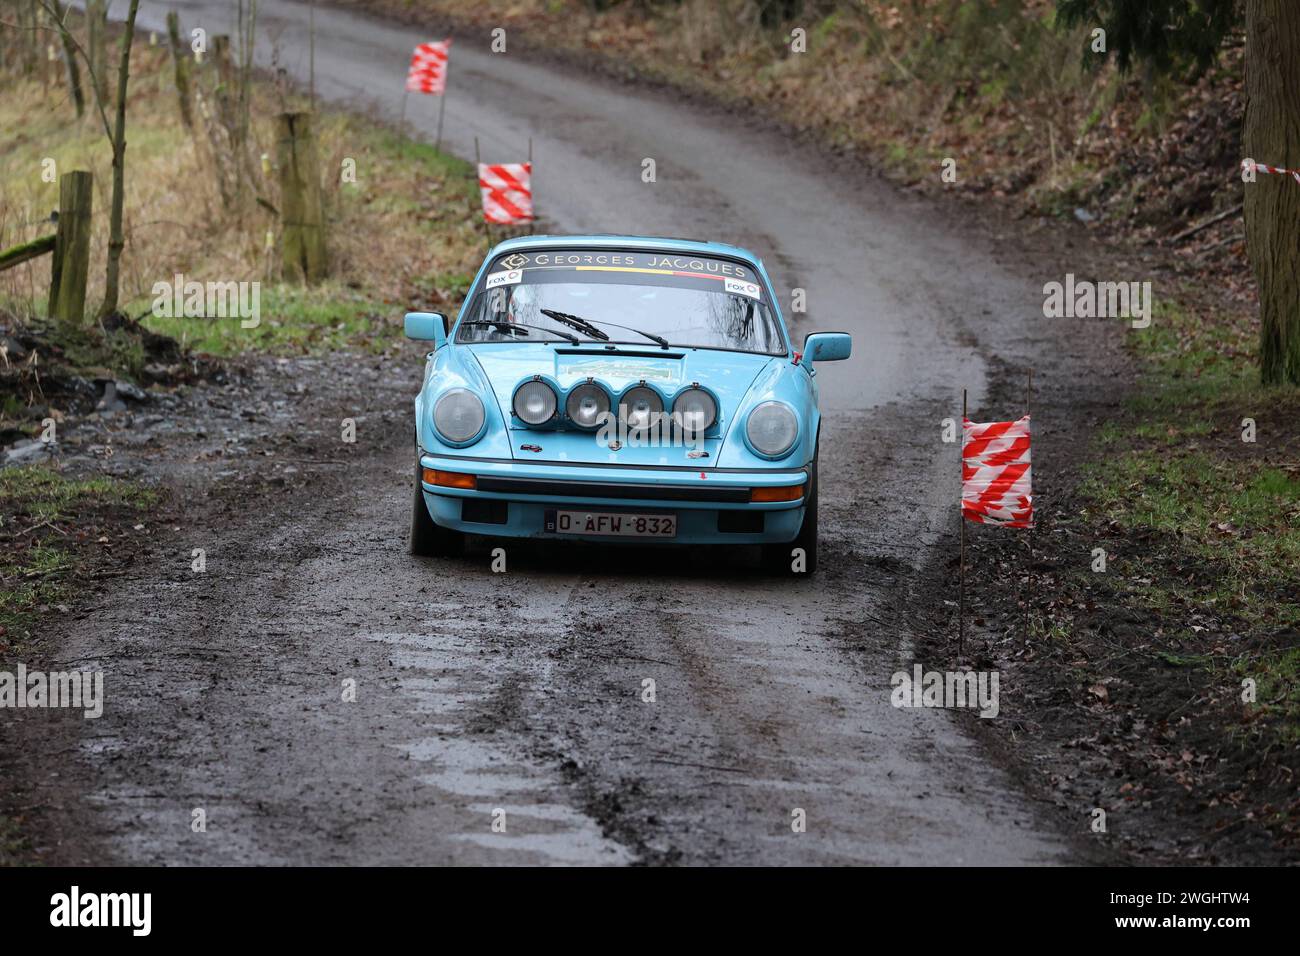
0 465 156 653
1081 296 1300 745
975 292 1300 862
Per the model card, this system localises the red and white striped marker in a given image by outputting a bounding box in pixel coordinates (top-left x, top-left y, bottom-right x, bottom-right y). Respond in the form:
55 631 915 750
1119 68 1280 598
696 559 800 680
962 416 1033 528
478 162 534 224
1241 159 1300 186
406 39 451 95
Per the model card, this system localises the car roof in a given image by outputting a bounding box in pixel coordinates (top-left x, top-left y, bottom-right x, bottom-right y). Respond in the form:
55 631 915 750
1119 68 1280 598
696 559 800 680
488 234 762 266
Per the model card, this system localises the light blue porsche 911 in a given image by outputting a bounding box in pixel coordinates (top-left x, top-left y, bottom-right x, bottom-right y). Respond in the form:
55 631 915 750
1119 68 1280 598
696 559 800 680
404 235 850 574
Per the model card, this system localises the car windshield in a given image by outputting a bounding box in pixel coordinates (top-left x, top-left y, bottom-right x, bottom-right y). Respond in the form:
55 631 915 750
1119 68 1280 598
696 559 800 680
455 249 787 355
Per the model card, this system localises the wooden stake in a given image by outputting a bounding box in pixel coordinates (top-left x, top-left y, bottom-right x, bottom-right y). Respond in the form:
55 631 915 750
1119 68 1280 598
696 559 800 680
276 111 328 283
435 91 447 151
48 170 93 327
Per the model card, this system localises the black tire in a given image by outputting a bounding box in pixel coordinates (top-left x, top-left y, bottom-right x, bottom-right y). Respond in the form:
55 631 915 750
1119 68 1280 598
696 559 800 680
410 462 464 557
761 453 818 576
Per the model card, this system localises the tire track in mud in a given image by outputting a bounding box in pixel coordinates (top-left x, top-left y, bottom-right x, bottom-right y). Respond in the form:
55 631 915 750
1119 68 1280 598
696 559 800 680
506 402 1066 865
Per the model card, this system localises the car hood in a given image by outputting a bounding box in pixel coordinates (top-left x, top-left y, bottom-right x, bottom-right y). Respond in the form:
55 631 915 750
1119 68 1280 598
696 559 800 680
466 343 777 466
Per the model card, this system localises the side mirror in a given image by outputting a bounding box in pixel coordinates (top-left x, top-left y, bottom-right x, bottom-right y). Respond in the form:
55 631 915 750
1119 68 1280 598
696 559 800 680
803 331 851 363
405 311 448 349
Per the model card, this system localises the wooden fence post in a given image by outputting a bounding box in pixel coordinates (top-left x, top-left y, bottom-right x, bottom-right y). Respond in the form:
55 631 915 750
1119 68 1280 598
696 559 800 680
47 170 94 326
276 112 328 283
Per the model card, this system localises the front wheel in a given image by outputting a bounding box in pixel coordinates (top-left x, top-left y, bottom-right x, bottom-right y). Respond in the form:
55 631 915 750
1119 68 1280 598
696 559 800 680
761 455 817 576
410 462 465 558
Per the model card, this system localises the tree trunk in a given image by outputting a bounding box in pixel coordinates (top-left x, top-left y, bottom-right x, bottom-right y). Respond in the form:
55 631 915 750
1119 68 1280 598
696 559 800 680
1244 0 1300 385
16 0 39 76
98 0 140 319
53 1 84 118
165 11 193 127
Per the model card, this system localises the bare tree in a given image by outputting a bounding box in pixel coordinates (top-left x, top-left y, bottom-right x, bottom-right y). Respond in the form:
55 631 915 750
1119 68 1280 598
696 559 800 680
37 0 140 319
98 0 141 317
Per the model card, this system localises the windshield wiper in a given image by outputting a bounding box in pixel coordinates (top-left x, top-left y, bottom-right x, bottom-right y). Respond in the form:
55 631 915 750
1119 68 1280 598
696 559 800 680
461 320 579 344
539 309 609 341
540 309 669 348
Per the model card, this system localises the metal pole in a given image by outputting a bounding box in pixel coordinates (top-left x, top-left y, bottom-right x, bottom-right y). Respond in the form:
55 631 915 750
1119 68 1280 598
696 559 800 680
474 136 492 248
959 387 967 659
527 136 534 234
1024 369 1033 647
435 92 446 151
400 90 408 126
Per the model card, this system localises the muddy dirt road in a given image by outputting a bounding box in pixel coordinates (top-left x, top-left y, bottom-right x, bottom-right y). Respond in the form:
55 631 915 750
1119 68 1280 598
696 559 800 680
23 0 1128 864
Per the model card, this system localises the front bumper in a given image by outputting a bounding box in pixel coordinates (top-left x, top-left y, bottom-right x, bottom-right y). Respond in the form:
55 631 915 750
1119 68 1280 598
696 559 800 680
418 453 808 545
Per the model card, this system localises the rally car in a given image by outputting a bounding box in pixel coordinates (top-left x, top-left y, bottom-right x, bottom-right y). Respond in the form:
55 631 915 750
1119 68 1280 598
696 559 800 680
405 235 850 574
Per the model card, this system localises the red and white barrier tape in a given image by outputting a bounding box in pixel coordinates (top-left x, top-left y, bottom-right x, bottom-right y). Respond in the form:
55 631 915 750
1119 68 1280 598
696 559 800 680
478 162 534 224
1241 159 1300 186
962 415 1033 528
406 39 451 95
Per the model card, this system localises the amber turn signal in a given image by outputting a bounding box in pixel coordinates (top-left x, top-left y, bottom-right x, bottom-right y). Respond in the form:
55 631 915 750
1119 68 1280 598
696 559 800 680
422 468 476 490
750 483 804 503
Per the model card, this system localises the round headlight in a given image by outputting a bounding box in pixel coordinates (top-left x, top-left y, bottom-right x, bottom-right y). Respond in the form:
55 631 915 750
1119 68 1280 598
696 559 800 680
433 388 485 445
513 379 557 425
620 385 664 433
672 387 717 434
746 401 798 458
566 382 611 430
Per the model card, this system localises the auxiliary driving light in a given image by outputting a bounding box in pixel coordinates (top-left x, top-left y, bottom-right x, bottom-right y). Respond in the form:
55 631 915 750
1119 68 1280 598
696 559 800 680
620 385 663 432
513 379 558 425
566 382 611 430
672 386 718 434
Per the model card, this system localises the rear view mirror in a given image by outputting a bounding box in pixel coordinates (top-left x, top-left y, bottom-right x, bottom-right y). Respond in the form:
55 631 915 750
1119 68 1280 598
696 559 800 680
405 311 448 349
803 331 851 363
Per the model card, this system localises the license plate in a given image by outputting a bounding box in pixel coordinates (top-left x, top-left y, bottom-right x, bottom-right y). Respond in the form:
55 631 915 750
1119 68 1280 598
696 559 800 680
544 509 677 538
